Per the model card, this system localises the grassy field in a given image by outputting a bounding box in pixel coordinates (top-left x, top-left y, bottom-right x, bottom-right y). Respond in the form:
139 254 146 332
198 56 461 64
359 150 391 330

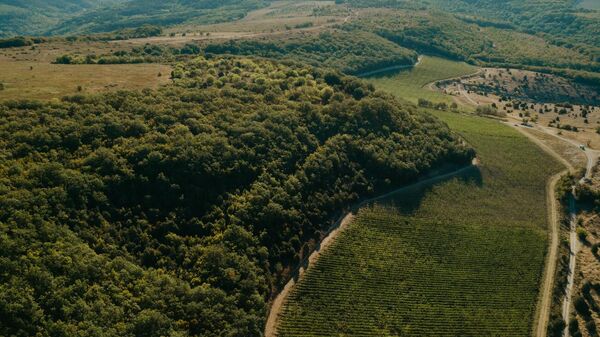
0 61 171 101
276 111 564 336
365 56 476 105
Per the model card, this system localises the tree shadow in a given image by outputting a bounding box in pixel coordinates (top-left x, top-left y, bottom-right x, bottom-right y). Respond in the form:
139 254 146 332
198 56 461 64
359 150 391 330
358 164 483 216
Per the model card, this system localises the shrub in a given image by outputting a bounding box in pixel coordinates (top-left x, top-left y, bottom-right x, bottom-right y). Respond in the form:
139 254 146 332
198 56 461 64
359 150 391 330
592 243 599 258
475 104 506 117
574 297 592 318
0 36 33 49
577 227 588 241
55 55 75 64
418 98 432 107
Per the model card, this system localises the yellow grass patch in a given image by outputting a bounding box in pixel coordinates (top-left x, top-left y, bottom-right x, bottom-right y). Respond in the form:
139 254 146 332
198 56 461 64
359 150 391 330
0 61 172 101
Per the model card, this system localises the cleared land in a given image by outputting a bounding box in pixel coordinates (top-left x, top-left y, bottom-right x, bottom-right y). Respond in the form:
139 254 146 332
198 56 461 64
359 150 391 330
276 110 563 336
365 56 476 105
436 67 600 150
0 61 171 101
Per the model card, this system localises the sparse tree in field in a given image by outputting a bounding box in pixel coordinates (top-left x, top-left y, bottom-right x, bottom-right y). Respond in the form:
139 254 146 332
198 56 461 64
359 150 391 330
0 82 4 91
417 98 432 108
435 102 448 110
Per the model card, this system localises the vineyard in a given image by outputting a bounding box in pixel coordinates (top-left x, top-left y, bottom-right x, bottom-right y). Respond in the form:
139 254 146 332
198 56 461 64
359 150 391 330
365 56 476 105
276 112 564 336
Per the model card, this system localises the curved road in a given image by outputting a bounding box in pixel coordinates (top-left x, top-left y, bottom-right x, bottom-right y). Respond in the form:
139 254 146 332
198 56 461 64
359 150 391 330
510 125 572 337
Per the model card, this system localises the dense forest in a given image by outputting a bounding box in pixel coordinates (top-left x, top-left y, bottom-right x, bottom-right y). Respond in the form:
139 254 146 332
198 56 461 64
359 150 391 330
0 56 474 336
204 31 418 75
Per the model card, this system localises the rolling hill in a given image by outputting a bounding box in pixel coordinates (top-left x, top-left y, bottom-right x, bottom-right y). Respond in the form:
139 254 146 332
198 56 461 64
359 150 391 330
0 0 124 37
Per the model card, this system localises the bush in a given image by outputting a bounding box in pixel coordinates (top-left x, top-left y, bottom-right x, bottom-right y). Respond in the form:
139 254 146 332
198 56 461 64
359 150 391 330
418 98 433 107
0 36 33 49
577 227 588 241
55 55 75 64
592 243 599 258
548 316 567 337
569 318 581 337
586 321 598 337
574 297 592 318
475 104 506 117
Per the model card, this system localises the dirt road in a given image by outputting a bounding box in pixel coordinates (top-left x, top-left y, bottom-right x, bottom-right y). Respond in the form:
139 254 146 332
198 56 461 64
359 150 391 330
425 69 483 92
563 194 578 337
511 125 571 337
512 123 600 337
264 158 479 337
428 70 596 337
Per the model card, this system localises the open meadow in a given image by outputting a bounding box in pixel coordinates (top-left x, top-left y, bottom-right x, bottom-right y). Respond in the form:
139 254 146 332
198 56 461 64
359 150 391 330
276 111 564 336
0 61 171 101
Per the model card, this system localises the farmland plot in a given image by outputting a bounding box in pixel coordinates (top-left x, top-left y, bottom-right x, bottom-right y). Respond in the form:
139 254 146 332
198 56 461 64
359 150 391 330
276 112 563 336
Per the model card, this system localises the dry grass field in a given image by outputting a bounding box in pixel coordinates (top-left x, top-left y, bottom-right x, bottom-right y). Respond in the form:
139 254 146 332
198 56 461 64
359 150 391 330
0 61 171 101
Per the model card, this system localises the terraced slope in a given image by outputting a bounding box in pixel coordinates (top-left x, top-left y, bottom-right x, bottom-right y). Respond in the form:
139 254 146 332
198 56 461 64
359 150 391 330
276 112 563 336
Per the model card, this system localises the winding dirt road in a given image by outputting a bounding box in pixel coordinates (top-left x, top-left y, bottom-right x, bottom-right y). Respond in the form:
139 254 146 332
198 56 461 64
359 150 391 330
511 125 572 337
264 158 479 337
509 122 599 337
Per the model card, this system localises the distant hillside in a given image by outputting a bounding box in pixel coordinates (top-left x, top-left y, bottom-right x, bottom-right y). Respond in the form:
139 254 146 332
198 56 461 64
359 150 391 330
0 0 270 37
0 0 123 37
338 0 600 60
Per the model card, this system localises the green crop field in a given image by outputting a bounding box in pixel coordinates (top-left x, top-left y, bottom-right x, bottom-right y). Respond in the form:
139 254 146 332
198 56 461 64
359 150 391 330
276 111 564 336
364 56 476 105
